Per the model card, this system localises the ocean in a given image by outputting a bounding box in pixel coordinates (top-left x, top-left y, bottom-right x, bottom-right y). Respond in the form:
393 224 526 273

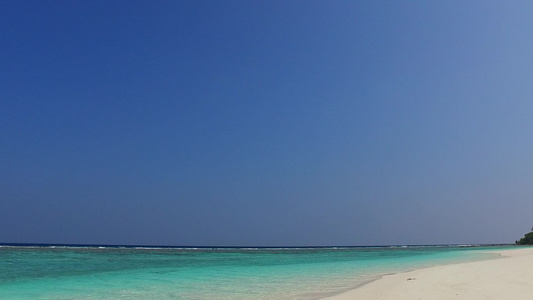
0 244 510 299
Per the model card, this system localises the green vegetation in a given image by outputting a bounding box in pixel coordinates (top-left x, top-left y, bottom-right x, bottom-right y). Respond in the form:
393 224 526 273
516 228 533 245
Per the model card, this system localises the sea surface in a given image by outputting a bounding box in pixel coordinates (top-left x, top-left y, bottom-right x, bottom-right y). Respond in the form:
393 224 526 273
0 244 511 299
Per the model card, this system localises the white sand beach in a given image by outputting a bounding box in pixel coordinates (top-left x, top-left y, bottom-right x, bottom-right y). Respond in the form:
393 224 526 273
324 247 533 300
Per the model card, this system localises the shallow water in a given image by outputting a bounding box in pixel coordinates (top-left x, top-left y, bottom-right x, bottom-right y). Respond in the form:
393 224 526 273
0 244 510 299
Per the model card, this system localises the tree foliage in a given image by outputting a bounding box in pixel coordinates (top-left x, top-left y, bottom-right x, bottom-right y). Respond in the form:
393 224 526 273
516 231 533 245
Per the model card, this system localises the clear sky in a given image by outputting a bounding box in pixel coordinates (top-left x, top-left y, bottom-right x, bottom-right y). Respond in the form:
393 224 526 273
2 1 533 246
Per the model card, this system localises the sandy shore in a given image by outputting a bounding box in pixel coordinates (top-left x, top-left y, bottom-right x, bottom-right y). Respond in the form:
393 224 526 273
323 247 533 300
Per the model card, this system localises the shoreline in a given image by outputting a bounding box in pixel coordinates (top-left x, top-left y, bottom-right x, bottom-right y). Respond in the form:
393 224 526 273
321 247 533 300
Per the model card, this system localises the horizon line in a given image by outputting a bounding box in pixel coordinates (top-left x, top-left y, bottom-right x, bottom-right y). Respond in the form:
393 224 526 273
0 242 514 249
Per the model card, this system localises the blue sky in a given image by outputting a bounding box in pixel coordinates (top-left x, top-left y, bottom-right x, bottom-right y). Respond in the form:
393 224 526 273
2 1 533 246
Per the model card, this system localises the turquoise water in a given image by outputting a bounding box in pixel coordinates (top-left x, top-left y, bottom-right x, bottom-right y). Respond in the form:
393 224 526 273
0 245 510 299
